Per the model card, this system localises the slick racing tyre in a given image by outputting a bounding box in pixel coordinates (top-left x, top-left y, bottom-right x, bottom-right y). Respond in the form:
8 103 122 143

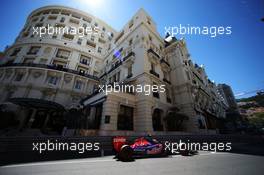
118 145 133 161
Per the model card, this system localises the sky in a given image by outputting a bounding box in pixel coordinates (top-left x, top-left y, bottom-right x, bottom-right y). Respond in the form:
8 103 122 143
0 0 263 98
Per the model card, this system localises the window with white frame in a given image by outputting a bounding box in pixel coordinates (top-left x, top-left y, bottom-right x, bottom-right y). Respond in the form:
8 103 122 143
80 55 91 65
56 49 70 59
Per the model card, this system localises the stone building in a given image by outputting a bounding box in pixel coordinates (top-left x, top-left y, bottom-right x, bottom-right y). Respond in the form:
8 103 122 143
0 6 227 136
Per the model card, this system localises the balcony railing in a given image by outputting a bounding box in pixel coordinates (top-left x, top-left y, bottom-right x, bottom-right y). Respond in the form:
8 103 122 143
108 61 122 74
149 69 160 78
107 51 136 74
147 48 160 59
0 63 99 81
163 78 171 84
99 72 107 78
123 52 135 62
56 55 69 60
160 58 170 67
79 60 90 66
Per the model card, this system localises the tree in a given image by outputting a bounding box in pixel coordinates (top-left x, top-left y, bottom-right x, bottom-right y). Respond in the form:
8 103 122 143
249 112 264 128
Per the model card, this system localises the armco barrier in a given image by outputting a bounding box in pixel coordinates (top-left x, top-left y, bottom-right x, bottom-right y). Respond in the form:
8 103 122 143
0 134 263 166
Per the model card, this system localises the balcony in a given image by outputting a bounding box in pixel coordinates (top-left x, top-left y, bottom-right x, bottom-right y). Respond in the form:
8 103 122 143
123 52 135 67
108 61 122 74
87 40 96 48
160 58 170 67
149 69 160 78
147 48 160 59
55 54 69 60
53 57 69 64
79 60 90 68
163 78 171 84
99 72 107 78
107 52 135 74
62 34 74 41
123 52 135 62
69 18 79 25
80 60 89 66
55 64 66 70
0 63 99 81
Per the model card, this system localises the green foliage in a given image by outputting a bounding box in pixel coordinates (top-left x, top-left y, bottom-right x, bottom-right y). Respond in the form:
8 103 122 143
248 112 264 127
237 91 264 107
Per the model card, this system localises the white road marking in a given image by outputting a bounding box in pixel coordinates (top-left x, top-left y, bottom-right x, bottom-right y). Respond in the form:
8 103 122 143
0 157 114 169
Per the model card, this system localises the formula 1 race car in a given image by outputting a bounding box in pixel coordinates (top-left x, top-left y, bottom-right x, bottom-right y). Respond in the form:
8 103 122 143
113 136 199 161
113 136 168 161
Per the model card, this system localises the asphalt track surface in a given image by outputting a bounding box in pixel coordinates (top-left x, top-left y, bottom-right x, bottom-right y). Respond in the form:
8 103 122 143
1 151 263 175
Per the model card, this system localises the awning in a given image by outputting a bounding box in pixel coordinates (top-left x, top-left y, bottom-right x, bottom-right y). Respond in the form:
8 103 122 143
0 102 20 112
89 97 106 106
8 98 65 111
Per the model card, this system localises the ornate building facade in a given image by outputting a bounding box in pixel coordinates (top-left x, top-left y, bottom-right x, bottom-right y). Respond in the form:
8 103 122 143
0 6 227 136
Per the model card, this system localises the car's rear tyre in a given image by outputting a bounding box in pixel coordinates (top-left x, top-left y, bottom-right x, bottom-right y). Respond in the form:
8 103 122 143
118 145 133 162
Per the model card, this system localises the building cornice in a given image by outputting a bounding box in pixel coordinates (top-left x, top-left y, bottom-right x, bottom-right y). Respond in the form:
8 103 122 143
28 5 117 33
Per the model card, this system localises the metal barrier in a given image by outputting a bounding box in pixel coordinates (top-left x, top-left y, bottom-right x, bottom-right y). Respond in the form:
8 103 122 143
0 134 263 166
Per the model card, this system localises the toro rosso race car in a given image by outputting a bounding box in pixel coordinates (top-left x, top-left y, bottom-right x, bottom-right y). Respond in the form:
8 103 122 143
113 136 168 161
113 136 198 161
